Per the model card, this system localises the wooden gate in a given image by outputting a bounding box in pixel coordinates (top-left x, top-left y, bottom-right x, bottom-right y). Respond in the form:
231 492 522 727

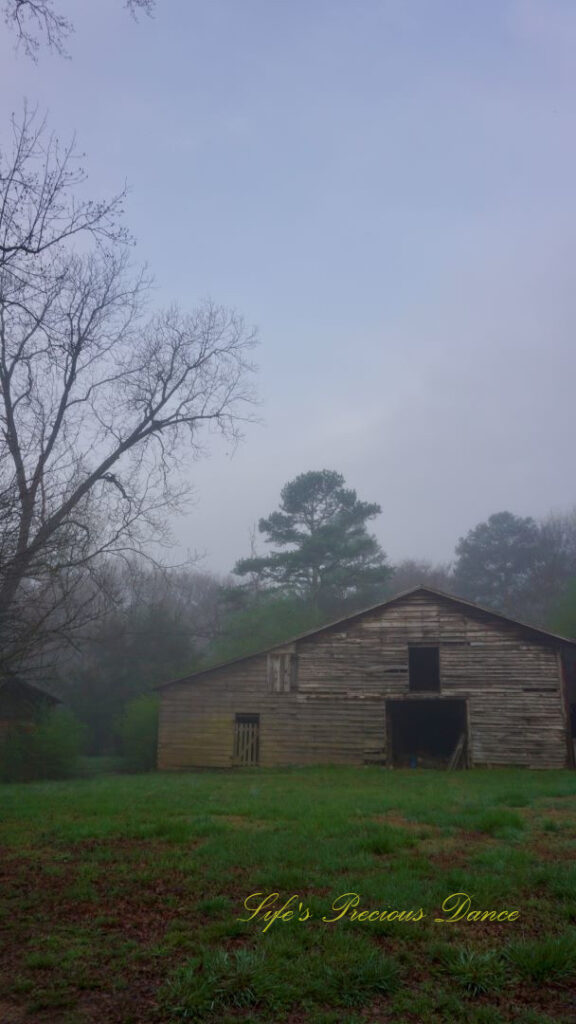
233 714 260 766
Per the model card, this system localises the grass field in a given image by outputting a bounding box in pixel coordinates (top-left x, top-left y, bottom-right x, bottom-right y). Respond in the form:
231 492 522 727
1 767 576 1023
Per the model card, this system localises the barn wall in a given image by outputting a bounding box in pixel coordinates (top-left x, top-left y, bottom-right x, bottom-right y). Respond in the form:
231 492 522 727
158 655 267 769
158 592 569 770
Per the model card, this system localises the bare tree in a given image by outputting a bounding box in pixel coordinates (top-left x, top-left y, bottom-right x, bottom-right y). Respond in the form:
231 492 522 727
3 0 155 59
0 108 257 673
0 105 129 268
386 559 454 597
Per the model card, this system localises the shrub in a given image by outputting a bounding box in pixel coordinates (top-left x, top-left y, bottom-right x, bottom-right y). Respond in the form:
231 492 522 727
118 695 159 772
0 708 82 782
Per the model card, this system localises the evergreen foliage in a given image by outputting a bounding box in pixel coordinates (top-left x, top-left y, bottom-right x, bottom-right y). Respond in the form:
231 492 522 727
453 511 542 615
234 470 392 612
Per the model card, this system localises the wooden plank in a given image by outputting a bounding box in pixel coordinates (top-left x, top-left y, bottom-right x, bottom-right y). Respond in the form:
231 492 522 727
448 733 466 771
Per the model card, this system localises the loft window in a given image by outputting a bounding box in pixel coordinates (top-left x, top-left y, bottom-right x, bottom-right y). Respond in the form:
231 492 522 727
234 713 260 766
267 651 297 693
408 646 440 692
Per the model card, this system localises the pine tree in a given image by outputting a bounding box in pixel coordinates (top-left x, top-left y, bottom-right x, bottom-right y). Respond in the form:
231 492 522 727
234 470 391 612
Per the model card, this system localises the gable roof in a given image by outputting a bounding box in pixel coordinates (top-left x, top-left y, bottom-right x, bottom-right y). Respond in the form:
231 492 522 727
0 675 61 704
156 585 576 691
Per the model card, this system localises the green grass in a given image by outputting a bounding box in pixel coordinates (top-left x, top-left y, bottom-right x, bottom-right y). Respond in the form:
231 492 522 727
0 766 575 1022
504 934 576 982
438 946 508 996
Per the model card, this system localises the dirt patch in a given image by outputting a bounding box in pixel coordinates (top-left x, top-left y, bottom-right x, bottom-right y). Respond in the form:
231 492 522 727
215 814 275 830
523 803 576 861
0 1002 26 1023
367 814 499 867
524 804 576 825
529 838 576 863
421 830 499 868
369 812 440 834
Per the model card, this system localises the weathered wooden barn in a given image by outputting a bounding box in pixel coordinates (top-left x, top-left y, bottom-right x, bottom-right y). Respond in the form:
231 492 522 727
157 587 576 770
0 676 60 738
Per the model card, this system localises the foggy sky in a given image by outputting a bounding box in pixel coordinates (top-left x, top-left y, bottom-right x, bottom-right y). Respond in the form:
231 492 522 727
2 0 575 574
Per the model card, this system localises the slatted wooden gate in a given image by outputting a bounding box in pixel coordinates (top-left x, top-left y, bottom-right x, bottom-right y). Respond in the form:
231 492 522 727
234 714 260 766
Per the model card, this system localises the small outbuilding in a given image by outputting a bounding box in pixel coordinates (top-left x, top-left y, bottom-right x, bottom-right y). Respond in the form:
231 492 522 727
0 676 61 738
157 587 576 770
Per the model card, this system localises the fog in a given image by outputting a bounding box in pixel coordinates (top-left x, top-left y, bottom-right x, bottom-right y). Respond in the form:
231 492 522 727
3 0 575 573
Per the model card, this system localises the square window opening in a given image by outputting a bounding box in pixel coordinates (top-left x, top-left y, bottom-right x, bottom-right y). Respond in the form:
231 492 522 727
267 652 297 693
409 646 440 692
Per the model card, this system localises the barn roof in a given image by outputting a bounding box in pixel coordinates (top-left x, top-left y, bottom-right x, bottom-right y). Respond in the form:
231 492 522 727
156 585 576 690
0 675 61 704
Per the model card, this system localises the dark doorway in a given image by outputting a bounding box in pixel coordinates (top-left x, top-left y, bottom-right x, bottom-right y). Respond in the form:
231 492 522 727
387 699 467 768
233 714 260 766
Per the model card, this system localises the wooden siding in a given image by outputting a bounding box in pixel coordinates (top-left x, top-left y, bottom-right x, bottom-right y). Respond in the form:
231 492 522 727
158 591 569 770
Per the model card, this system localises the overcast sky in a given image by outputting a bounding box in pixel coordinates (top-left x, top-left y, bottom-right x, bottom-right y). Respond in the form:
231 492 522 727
2 0 575 574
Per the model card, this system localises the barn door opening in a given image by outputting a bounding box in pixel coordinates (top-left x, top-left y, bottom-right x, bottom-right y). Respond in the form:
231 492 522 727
233 714 260 766
387 699 468 769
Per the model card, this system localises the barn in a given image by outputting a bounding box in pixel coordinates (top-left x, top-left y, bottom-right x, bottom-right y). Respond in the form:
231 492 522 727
157 587 576 771
0 676 61 738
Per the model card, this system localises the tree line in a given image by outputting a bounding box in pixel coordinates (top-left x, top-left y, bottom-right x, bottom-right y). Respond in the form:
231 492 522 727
48 469 576 755
229 469 576 630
